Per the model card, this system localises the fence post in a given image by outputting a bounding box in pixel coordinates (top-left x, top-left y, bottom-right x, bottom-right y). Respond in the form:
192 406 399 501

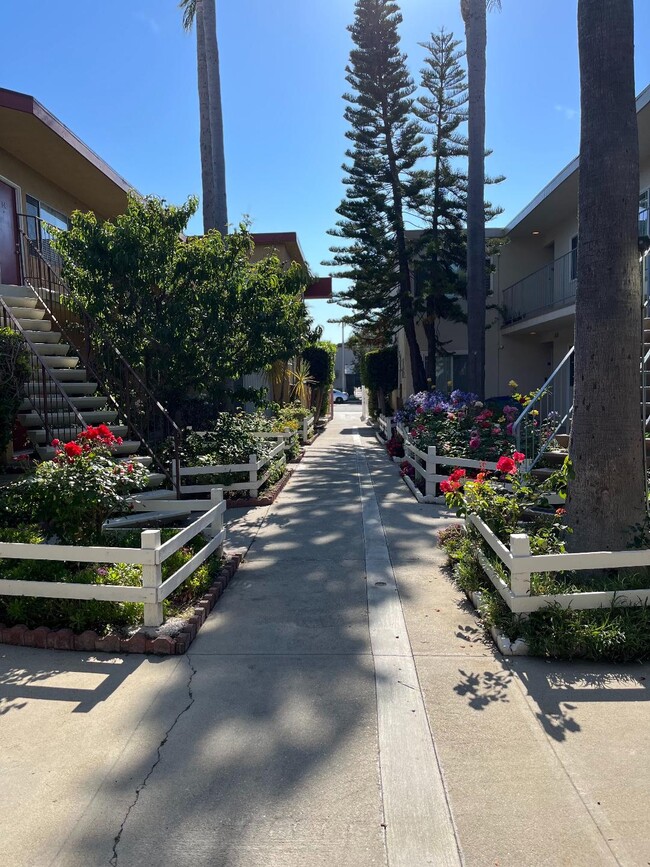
249 453 257 498
210 487 225 550
425 446 437 497
302 417 309 444
141 529 163 627
509 533 532 602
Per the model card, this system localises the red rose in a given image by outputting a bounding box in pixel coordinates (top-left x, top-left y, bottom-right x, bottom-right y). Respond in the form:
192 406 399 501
496 455 516 475
440 480 452 493
51 438 60 446
64 441 83 458
449 468 466 482
513 451 525 464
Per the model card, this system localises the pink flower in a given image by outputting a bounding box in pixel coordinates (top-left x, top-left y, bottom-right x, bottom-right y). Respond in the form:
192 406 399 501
506 423 513 436
469 436 481 450
513 451 526 464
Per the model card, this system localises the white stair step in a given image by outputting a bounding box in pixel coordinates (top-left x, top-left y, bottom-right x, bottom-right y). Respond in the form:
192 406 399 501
28 381 98 396
103 510 190 529
145 473 167 488
3 296 38 309
18 410 118 429
37 440 141 459
21 395 108 411
29 424 128 445
24 330 61 344
129 488 172 502
14 308 46 321
42 355 79 369
19 319 51 332
49 368 88 382
0 284 34 298
33 342 71 356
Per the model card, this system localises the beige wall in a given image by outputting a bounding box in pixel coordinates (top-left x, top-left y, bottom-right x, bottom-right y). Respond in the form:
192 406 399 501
0 147 113 221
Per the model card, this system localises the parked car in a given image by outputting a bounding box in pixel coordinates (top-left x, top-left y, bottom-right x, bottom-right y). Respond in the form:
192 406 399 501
332 388 349 403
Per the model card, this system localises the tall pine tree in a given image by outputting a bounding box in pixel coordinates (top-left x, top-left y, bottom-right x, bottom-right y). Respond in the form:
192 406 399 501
328 0 428 393
415 30 469 385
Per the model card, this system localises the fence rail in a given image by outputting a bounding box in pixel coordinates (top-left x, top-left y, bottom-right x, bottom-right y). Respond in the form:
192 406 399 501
468 513 650 614
180 440 286 496
0 490 226 627
377 414 394 441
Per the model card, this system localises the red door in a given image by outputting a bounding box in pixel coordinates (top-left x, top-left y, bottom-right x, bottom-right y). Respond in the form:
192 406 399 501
0 179 20 285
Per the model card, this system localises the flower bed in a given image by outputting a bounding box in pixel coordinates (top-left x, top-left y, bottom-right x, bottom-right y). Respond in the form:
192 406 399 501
438 458 650 662
0 491 226 630
0 425 228 635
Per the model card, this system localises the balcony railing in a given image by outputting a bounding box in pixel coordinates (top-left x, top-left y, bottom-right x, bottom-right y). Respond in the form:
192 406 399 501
502 249 576 325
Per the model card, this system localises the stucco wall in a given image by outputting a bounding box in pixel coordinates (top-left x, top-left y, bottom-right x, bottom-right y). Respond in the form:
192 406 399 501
0 147 110 220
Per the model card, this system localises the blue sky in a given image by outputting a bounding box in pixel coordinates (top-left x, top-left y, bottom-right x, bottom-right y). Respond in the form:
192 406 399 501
3 1 650 343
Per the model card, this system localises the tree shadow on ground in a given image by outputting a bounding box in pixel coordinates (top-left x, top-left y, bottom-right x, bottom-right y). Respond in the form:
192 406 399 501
0 651 149 715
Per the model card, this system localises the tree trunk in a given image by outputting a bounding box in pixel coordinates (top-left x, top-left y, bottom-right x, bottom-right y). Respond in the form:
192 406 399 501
201 0 228 236
566 0 645 552
196 1 216 233
424 295 437 385
464 0 487 399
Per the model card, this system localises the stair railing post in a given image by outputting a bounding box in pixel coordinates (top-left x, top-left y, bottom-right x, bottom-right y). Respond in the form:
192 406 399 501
41 363 50 446
141 529 163 627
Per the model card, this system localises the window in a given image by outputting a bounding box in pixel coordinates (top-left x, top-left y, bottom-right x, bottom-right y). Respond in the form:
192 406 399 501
570 234 578 281
436 354 468 393
25 195 69 265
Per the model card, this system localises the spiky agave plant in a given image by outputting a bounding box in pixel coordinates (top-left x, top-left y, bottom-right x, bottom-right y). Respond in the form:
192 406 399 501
289 360 317 409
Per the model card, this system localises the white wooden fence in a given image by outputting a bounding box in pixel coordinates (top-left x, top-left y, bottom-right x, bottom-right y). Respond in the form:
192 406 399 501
0 489 226 627
180 440 286 497
395 423 561 505
301 415 315 443
377 414 394 441
468 512 650 614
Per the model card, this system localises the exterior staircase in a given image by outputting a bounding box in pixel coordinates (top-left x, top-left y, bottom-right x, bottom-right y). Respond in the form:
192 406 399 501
514 315 650 473
0 282 191 526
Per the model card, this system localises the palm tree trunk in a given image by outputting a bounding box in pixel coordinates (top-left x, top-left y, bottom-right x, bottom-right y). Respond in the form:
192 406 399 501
201 0 228 235
196 1 216 232
463 0 487 399
566 0 645 551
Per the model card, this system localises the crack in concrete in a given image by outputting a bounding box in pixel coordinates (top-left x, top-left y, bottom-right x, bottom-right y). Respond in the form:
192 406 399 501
109 654 197 866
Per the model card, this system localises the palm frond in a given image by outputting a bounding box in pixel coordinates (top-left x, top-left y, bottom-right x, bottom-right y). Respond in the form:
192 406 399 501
179 0 197 31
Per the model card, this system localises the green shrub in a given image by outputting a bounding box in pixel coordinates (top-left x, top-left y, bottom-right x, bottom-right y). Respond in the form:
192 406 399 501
361 346 397 415
0 328 30 462
302 342 336 422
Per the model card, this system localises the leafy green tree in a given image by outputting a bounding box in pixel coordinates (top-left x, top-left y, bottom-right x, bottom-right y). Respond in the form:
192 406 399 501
53 196 310 420
180 0 228 234
361 345 398 414
302 342 336 422
328 0 429 393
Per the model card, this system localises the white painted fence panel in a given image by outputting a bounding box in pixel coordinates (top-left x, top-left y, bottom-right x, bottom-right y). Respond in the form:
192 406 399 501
467 513 650 615
180 441 286 496
0 489 227 627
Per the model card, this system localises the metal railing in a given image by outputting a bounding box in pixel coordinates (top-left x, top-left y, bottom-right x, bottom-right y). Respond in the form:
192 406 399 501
502 249 577 324
18 217 182 494
0 297 88 450
512 346 574 468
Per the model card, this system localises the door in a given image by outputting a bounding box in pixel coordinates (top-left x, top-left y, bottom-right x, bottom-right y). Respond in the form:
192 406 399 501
0 179 20 285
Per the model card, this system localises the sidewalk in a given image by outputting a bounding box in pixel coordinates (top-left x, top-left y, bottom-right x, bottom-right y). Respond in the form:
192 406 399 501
0 407 648 866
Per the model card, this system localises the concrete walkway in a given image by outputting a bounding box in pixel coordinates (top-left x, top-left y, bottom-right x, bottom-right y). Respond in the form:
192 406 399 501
0 406 649 866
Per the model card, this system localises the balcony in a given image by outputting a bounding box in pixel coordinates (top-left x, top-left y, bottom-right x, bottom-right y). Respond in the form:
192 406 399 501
502 249 576 325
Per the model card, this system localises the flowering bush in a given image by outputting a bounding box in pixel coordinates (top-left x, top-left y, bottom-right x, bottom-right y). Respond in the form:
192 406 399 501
0 425 148 544
386 434 404 458
395 389 519 461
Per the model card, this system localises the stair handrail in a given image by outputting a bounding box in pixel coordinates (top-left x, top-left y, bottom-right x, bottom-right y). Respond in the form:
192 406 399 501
0 296 88 447
512 345 574 467
17 220 182 495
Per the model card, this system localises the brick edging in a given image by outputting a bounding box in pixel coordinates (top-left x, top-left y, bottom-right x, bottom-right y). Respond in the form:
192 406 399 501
0 551 245 656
